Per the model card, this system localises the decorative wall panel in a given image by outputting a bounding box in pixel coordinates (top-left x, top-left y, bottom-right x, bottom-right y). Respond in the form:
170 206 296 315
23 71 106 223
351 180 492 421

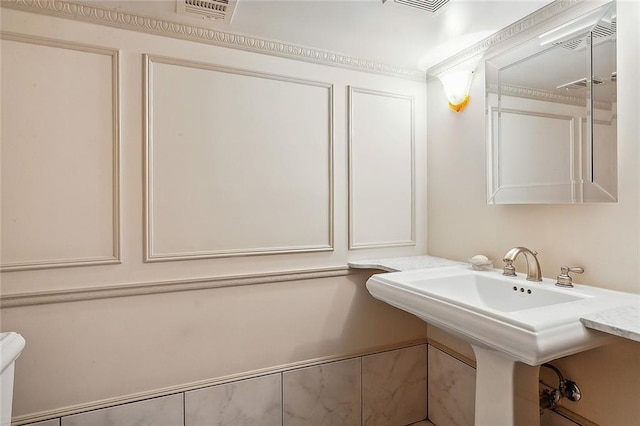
0 33 120 271
488 107 575 204
348 87 415 249
145 55 333 261
497 110 573 186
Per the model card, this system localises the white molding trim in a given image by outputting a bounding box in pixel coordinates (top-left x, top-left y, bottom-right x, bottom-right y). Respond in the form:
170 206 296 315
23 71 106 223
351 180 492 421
426 0 582 77
1 0 425 81
488 82 587 107
144 54 334 262
427 339 475 368
488 82 614 110
10 339 427 425
488 106 575 203
0 266 354 308
498 182 574 189
495 107 575 122
0 32 121 272
347 86 416 250
579 116 618 202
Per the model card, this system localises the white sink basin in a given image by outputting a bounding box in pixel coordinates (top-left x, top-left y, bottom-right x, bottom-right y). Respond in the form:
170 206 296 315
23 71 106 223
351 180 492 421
409 271 585 312
367 266 632 365
366 265 639 425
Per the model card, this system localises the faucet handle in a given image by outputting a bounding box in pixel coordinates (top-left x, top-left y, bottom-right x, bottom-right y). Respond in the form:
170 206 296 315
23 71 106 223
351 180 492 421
502 259 517 277
555 266 584 288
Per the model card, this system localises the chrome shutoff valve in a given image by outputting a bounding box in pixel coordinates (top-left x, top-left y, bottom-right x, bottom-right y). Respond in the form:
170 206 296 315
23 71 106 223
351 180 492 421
561 379 582 402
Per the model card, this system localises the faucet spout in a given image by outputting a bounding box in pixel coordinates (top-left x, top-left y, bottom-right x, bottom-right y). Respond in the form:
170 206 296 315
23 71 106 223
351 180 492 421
502 246 542 282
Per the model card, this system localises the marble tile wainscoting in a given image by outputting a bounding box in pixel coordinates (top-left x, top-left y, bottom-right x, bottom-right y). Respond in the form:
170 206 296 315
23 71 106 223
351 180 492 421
20 341 584 426
22 344 432 426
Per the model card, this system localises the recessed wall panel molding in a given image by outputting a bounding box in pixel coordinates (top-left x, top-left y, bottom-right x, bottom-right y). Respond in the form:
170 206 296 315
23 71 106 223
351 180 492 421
348 87 415 249
488 107 575 204
144 55 334 261
0 33 121 271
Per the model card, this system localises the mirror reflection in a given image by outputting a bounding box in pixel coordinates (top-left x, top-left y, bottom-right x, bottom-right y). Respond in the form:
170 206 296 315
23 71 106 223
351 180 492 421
486 2 617 204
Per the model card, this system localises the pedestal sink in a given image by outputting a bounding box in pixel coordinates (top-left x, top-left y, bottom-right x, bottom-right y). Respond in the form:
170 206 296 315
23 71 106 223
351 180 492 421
366 266 638 426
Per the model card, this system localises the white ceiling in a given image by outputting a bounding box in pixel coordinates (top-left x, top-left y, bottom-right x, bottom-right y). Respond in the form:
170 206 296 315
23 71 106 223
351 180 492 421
89 0 554 71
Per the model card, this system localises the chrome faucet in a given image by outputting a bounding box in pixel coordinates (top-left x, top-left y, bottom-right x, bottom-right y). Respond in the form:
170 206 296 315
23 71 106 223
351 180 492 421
502 247 542 282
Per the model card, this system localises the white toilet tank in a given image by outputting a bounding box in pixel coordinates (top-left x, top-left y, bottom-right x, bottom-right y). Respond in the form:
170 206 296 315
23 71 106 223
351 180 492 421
0 332 26 426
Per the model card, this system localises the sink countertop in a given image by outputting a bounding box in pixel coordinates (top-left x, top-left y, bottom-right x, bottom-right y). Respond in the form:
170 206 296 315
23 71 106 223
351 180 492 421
348 255 465 272
351 255 640 344
580 305 640 343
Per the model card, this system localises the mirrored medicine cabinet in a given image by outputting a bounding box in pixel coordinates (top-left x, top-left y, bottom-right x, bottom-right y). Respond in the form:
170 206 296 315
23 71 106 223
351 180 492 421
485 1 617 204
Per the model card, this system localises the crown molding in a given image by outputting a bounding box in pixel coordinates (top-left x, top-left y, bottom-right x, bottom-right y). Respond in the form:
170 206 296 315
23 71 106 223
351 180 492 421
488 82 586 106
488 82 614 110
1 0 425 81
426 0 582 77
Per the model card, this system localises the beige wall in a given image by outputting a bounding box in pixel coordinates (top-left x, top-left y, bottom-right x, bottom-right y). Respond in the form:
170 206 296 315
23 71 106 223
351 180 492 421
5 1 639 424
1 272 429 418
426 1 640 424
0 5 429 421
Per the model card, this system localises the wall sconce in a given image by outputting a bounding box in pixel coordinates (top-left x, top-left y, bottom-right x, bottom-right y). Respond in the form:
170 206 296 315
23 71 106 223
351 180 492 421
437 68 474 113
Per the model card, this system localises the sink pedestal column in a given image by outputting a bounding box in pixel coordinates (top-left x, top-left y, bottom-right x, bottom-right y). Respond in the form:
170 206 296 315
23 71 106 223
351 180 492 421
472 346 541 426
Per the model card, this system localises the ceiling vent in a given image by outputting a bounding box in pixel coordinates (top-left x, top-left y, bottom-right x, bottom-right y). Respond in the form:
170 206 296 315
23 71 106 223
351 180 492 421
556 18 616 51
176 0 238 23
557 77 604 90
383 0 450 14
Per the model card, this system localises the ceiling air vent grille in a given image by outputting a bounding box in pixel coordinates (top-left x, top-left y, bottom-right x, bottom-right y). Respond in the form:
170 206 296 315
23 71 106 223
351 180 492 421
176 0 237 23
556 19 616 51
556 38 582 50
383 0 450 14
557 77 604 90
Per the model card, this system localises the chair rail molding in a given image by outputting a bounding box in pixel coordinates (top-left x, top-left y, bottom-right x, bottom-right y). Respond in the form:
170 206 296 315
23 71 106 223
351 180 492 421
0 266 355 308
